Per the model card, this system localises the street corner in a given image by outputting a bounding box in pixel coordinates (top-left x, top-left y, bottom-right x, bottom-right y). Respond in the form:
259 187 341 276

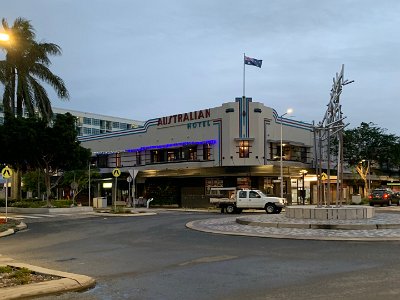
0 221 27 238
0 261 96 300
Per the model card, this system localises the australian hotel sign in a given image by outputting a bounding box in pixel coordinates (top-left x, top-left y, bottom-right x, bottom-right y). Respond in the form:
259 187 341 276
157 109 211 129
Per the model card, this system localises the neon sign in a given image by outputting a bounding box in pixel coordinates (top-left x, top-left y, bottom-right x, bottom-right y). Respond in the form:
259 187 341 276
125 139 217 153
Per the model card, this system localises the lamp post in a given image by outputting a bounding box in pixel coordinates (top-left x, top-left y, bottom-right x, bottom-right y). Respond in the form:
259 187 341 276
280 108 293 198
88 162 91 207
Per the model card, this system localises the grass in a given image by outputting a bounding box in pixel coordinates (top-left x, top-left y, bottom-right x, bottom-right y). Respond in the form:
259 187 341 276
0 266 32 285
1 199 75 208
0 266 62 287
0 218 20 232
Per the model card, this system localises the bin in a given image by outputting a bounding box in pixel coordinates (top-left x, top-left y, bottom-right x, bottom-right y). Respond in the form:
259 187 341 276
93 197 107 208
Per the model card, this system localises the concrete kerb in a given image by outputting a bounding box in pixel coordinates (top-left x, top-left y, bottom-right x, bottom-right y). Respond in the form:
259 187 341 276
0 221 27 238
0 261 96 300
186 213 400 241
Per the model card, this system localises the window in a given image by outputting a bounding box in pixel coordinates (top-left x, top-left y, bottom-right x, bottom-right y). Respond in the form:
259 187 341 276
249 191 260 198
97 155 108 168
203 143 212 160
92 128 100 135
83 127 92 135
83 117 92 125
239 141 250 158
136 152 141 165
92 119 100 126
239 191 247 198
189 147 197 160
112 122 120 129
151 150 160 163
167 151 176 161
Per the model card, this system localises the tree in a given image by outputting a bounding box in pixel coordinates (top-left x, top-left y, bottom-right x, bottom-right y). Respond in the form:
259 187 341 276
343 122 400 196
0 113 91 204
35 113 91 204
22 169 46 198
62 168 100 204
0 17 69 121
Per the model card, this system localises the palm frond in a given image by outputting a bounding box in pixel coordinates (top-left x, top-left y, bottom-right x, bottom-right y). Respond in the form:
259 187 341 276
29 77 53 122
31 63 69 99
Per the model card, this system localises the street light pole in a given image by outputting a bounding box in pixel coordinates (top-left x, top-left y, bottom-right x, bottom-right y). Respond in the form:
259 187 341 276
88 162 91 207
280 108 293 198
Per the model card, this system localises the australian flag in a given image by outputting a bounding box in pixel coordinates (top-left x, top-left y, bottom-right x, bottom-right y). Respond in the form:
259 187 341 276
244 56 262 68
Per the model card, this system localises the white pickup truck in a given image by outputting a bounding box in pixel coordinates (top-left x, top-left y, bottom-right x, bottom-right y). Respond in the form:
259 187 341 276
209 187 286 214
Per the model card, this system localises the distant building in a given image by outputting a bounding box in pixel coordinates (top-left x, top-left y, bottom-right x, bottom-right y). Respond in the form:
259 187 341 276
53 108 143 137
0 105 143 137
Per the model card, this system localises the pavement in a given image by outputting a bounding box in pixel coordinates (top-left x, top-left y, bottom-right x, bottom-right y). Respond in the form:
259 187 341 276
2 205 400 299
187 206 400 241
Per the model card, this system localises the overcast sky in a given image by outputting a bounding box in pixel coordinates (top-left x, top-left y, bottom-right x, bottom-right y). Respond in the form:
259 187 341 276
2 0 400 134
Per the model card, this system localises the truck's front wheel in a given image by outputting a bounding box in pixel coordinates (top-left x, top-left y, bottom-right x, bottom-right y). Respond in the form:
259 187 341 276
265 203 276 214
226 205 236 214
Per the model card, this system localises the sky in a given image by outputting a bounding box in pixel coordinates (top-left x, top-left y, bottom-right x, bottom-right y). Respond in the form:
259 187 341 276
2 0 400 134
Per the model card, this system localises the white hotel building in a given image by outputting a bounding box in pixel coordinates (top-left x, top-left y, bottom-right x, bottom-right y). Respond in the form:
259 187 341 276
80 97 315 207
0 106 143 137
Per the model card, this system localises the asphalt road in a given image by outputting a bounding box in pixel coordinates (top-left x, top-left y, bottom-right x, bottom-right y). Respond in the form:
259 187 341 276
2 211 400 300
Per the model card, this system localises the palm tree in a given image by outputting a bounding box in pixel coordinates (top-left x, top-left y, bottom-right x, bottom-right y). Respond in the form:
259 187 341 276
0 17 69 200
0 17 69 122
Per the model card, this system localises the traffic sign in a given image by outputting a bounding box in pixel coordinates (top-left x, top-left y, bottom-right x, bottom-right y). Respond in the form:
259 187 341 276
127 176 132 183
321 172 327 180
112 168 121 177
1 166 13 179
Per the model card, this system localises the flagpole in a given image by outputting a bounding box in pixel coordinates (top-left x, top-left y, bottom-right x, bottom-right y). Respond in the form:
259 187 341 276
243 53 246 98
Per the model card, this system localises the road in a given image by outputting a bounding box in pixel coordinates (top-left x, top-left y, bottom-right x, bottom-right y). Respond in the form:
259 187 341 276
1 210 400 300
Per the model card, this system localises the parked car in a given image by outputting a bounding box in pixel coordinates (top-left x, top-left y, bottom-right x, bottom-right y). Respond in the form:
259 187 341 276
368 188 399 206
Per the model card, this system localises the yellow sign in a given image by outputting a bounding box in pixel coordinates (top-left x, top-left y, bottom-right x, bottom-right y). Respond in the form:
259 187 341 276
1 166 13 179
321 172 327 180
112 168 121 177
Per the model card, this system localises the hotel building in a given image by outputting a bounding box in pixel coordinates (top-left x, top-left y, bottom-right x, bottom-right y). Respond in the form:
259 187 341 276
80 97 315 207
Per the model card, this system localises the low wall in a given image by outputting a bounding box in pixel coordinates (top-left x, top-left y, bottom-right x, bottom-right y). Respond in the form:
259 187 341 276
285 205 374 220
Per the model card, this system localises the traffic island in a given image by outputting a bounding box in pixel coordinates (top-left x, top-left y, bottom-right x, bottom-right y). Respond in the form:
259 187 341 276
0 260 95 300
186 212 400 241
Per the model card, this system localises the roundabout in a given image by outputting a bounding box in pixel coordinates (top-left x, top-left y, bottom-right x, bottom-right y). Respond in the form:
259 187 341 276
186 208 400 241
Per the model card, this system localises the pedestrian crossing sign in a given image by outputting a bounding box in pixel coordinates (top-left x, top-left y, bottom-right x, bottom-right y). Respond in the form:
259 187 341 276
1 166 13 179
321 172 327 180
112 168 121 177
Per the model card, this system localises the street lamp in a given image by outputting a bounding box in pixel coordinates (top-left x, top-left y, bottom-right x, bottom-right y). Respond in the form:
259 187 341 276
0 33 10 41
280 108 293 198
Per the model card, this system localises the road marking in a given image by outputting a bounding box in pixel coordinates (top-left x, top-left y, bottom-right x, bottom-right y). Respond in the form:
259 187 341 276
179 255 238 266
28 214 57 218
13 215 42 219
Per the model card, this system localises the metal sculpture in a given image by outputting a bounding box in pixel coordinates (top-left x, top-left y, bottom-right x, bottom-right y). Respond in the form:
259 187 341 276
314 65 353 207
